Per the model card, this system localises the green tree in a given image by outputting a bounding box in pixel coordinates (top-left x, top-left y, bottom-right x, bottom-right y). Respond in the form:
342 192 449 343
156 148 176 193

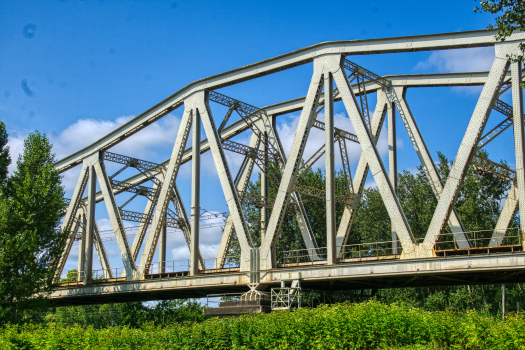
0 131 67 323
0 122 10 188
475 0 525 60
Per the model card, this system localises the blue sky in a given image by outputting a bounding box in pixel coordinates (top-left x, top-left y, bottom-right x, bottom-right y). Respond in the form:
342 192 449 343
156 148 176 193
0 0 516 274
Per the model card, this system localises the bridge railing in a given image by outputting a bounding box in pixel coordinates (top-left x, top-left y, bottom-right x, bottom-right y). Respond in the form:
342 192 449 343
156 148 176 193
339 241 402 260
435 228 521 251
203 256 240 270
147 259 190 274
278 247 328 265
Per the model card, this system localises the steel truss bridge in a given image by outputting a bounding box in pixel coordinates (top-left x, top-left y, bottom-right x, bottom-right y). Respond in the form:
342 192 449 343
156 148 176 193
50 29 525 306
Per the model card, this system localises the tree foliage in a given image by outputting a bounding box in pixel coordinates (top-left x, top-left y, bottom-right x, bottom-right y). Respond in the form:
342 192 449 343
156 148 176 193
475 0 525 59
0 129 67 323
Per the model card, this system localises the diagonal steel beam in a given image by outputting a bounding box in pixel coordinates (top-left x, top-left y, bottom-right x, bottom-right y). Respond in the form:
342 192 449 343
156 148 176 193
93 156 136 278
260 61 324 270
387 86 471 249
423 44 511 253
336 89 388 256
332 54 416 258
214 132 260 269
54 163 89 282
196 91 255 272
137 106 192 276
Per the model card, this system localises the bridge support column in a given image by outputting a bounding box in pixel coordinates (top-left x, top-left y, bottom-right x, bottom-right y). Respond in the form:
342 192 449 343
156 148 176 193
77 213 86 282
84 162 96 285
325 71 336 265
159 223 167 274
261 132 268 243
511 60 525 249
387 98 399 255
190 107 201 276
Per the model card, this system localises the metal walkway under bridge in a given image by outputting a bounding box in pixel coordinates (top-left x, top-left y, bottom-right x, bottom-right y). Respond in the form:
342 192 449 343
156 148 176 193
50 29 525 307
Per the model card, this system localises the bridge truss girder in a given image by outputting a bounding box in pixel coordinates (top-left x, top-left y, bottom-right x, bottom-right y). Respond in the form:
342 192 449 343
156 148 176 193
53 31 525 293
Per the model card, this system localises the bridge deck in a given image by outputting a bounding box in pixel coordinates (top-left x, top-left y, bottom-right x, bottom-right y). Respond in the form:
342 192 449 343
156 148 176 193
50 250 525 306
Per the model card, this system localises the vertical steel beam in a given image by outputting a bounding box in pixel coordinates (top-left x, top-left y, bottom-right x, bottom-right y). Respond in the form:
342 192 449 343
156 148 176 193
332 54 417 257
138 107 192 276
387 99 399 254
94 157 136 278
325 72 336 264
84 164 96 284
336 90 388 255
159 223 167 274
261 132 269 243
196 91 254 272
389 87 471 249
260 59 324 270
258 115 320 260
172 184 205 269
92 219 113 278
77 212 86 282
130 177 161 262
424 48 510 252
491 181 518 246
190 107 201 276
511 61 525 249
214 132 259 269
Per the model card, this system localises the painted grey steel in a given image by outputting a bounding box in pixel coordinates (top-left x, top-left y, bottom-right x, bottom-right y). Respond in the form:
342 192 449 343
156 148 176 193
159 224 167 274
77 213 86 282
336 90 388 255
388 87 471 249
260 58 324 270
49 251 525 305
325 72 336 264
261 132 269 243
196 91 254 272
172 184 205 270
84 163 96 284
423 44 511 253
51 31 525 297
491 181 518 246
77 72 510 204
387 99 399 254
130 179 160 262
332 54 417 257
54 163 89 282
54 30 525 175
190 107 201 276
258 114 320 261
214 132 260 269
137 105 192 277
511 61 525 249
92 155 136 278
92 219 113 279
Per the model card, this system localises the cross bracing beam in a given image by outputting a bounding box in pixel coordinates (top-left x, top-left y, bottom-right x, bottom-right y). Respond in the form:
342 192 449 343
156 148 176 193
104 151 164 173
222 139 280 164
58 72 513 204
477 99 525 150
343 59 391 88
54 28 524 173
312 119 359 143
472 154 515 181
119 208 181 229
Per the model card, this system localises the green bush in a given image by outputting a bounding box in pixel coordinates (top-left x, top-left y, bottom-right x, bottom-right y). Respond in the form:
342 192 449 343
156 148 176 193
2 300 525 349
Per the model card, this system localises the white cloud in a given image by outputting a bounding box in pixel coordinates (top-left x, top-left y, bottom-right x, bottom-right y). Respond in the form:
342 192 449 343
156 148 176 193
6 114 182 192
415 47 495 73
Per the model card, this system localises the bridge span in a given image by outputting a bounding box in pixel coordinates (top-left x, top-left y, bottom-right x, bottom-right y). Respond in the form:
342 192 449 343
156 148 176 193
50 29 525 307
